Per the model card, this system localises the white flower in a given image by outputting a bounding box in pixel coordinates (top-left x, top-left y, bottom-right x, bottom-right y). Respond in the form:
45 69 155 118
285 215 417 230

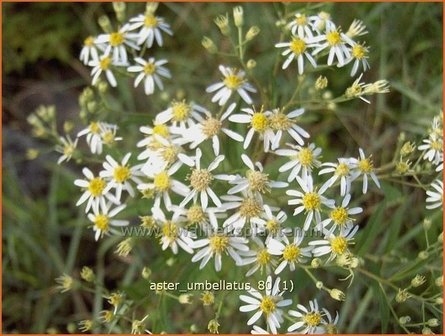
88 55 125 87
206 65 256 106
190 226 249 271
309 225 359 261
88 203 128 241
346 42 370 76
137 164 190 210
128 12 173 47
152 207 195 254
309 11 336 33
276 143 322 182
56 136 78 164
127 57 171 95
156 100 208 129
287 13 316 38
320 309 339 333
319 194 362 231
175 103 243 156
275 36 318 74
172 204 222 230
228 154 288 197
77 121 105 154
319 158 354 196
288 299 325 334
312 26 353 66
229 107 275 152
239 237 277 277
287 176 334 231
346 19 368 38
418 134 443 165
74 167 117 213
80 36 101 65
251 325 270 334
99 153 144 202
268 108 310 149
426 179 443 210
180 148 226 209
222 194 265 232
267 230 311 274
239 276 292 334
252 205 291 241
101 123 123 146
350 148 380 194
95 24 139 64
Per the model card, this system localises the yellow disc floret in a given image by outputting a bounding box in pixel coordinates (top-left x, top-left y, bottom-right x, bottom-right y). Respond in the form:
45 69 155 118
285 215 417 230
109 32 124 47
330 207 349 226
189 169 213 191
298 147 314 167
326 30 342 46
144 62 156 75
154 171 170 191
352 44 367 59
84 36 95 47
94 214 109 232
251 113 269 132
99 57 112 70
187 205 206 224
144 14 158 28
257 249 271 265
358 157 374 173
209 235 229 253
89 122 101 134
152 124 169 137
113 165 131 183
303 312 322 327
283 244 300 261
223 73 243 89
171 101 191 122
290 37 307 56
330 236 348 255
246 170 270 193
259 296 276 316
302 192 321 211
162 221 178 241
202 118 222 138
335 162 349 176
88 177 106 197
239 197 262 218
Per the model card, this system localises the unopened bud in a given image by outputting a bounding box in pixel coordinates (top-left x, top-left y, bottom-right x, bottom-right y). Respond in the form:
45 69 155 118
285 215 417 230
202 36 217 53
208 319 220 334
179 294 193 304
427 318 439 327
316 281 323 289
142 267 152 280
246 26 260 41
98 15 112 33
80 266 95 282
247 59 256 70
399 316 411 325
329 288 345 301
311 258 321 268
411 274 426 287
215 15 230 36
435 275 443 287
315 76 328 90
233 6 244 27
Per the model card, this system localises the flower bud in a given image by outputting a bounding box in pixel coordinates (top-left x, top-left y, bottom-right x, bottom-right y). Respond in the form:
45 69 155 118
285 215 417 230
399 316 411 325
316 281 323 289
201 291 215 306
98 15 112 33
315 76 328 90
411 274 426 287
202 36 217 53
208 319 220 334
246 26 260 41
418 251 429 260
233 6 244 27
435 275 443 287
116 238 133 257
214 15 230 36
179 294 193 304
427 318 439 327
247 59 256 70
422 327 433 335
395 288 411 303
311 258 321 268
329 288 345 301
142 267 152 280
80 266 95 282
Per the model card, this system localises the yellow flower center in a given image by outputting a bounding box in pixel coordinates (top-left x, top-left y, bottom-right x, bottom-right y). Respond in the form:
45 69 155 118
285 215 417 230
431 140 442 151
335 163 349 176
89 122 100 134
251 113 269 132
259 296 276 316
189 169 213 192
298 148 314 167
154 171 170 191
283 244 300 261
223 74 243 89
326 31 342 46
325 324 338 334
302 192 321 211
239 198 262 218
352 44 366 59
88 177 106 197
84 36 95 47
172 101 191 122
113 165 131 183
202 118 222 138
153 124 169 137
269 112 292 130
102 131 115 145
187 205 206 224
160 145 178 164
94 214 109 232
63 144 75 156
303 312 322 327
330 236 348 255
209 235 229 253
99 57 112 70
266 219 280 234
162 221 178 241
257 249 271 265
246 170 270 193
358 158 373 173
109 32 124 47
143 62 156 75
295 15 307 26
144 14 158 28
290 37 307 56
330 207 349 226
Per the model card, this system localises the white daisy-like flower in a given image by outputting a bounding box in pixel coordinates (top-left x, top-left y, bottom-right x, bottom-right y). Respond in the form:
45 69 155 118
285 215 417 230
99 153 144 202
101 123 123 147
87 203 128 241
95 24 139 64
418 134 443 165
319 309 339 334
229 107 275 152
190 226 249 271
74 167 117 214
222 194 265 232
251 325 270 334
275 36 319 74
267 230 311 274
309 11 336 33
56 135 78 164
180 148 226 209
309 225 359 261
228 154 288 197
77 121 119 154
426 179 443 210
136 123 175 161
319 194 362 231
346 19 368 38
156 100 208 129
239 237 277 277
176 103 243 156
350 148 380 194
268 108 310 149
239 276 292 334
251 205 291 241
287 13 316 38
88 55 125 87
128 11 173 47
206 65 256 106
137 164 190 210
276 143 322 182
319 158 354 196
152 207 195 254
127 57 171 95
312 26 353 66
79 36 101 65
172 204 222 230
345 41 370 76
287 176 334 231
288 299 326 334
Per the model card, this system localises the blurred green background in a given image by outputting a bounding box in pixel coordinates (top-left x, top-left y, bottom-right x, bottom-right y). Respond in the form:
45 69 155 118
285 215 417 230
2 2 443 334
